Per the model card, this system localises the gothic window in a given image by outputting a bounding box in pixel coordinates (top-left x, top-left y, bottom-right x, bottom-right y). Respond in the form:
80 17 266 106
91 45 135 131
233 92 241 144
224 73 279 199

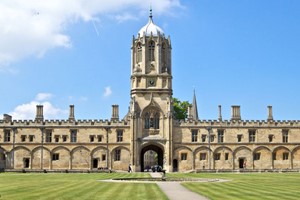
181 153 187 160
249 130 256 143
136 42 142 63
282 130 288 143
45 130 52 143
70 130 77 143
217 130 224 143
191 130 198 142
117 130 123 142
144 110 160 129
161 43 166 70
4 130 11 142
283 152 289 160
52 153 59 161
148 41 155 61
115 149 121 161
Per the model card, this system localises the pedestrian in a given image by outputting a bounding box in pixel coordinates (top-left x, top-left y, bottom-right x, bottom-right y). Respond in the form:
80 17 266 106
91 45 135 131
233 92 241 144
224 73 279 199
128 164 132 173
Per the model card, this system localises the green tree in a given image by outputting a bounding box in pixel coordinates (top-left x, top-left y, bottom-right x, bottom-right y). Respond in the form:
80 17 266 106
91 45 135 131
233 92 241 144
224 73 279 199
172 98 191 120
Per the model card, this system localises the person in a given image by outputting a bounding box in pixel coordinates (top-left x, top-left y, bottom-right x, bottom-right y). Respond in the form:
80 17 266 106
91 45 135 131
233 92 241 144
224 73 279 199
128 164 132 173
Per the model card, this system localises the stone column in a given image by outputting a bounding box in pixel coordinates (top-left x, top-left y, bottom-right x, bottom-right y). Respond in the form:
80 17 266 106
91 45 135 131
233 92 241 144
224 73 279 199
218 105 222 121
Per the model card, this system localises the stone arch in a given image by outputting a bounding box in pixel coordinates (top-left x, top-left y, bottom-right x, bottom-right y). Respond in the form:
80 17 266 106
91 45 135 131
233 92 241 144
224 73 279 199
140 143 164 172
52 146 71 170
253 146 272 169
11 146 31 169
233 146 252 169
111 146 130 171
71 146 90 170
194 146 211 170
273 146 291 169
213 146 233 170
173 146 193 172
91 146 109 169
31 146 51 169
0 147 7 169
292 146 300 169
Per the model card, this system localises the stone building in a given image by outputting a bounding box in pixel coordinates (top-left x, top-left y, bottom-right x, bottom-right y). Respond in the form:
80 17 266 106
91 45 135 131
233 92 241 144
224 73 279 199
1 11 300 172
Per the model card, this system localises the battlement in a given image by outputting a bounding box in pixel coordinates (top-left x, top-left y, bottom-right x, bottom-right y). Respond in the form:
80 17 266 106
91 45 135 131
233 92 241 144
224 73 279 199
177 119 300 128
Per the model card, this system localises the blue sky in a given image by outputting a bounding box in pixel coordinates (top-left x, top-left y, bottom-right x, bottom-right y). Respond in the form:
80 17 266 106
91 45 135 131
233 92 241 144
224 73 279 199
0 0 299 121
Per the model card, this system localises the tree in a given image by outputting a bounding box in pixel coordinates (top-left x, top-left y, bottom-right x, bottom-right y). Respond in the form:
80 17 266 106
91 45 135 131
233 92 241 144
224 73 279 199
172 98 191 120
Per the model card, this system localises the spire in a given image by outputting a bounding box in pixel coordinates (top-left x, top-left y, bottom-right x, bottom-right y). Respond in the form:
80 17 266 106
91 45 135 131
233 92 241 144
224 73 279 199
191 89 199 120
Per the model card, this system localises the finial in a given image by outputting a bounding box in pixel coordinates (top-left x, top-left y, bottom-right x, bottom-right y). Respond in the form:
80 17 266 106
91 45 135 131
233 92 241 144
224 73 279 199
149 4 153 19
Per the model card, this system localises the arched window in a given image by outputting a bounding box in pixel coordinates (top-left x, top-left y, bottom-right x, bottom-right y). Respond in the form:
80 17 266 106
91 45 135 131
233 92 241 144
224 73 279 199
162 43 166 65
148 41 155 61
136 43 142 63
144 112 150 129
154 113 160 129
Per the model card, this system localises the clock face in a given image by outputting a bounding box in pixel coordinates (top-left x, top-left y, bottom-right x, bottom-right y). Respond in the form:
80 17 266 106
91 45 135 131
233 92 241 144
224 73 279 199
149 79 155 86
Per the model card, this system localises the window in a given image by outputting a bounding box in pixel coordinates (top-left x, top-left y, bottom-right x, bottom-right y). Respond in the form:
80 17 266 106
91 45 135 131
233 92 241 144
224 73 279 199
272 152 277 160
283 152 289 160
54 135 59 143
62 135 67 142
117 130 123 142
217 130 224 143
191 130 198 142
97 135 102 142
249 130 256 143
225 153 229 160
200 153 206 161
21 135 26 142
45 130 52 143
90 135 95 142
201 134 206 142
181 153 187 161
237 134 242 142
52 153 59 161
115 149 121 161
148 41 155 61
71 130 77 143
4 130 10 142
136 43 142 63
214 153 221 160
29 135 34 142
102 154 106 161
268 134 274 142
254 153 261 160
282 130 288 143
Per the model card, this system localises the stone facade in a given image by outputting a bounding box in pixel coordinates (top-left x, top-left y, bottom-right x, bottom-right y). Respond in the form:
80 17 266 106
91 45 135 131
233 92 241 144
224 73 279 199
1 12 300 172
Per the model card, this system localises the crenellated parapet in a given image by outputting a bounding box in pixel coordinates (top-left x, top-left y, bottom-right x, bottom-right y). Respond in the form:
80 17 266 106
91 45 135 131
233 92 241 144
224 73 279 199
176 119 300 128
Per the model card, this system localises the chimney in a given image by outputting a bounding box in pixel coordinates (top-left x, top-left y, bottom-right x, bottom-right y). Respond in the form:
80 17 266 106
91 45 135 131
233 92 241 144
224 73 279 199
231 105 241 120
35 105 44 121
218 105 222 121
267 105 273 121
3 114 12 123
111 105 119 121
69 105 75 122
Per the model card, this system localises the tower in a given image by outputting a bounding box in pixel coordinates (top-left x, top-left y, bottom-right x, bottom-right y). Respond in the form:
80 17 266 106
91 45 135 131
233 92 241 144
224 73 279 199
129 9 173 172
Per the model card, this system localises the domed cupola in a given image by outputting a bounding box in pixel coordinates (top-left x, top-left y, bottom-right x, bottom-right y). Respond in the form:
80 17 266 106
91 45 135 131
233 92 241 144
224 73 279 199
138 9 164 37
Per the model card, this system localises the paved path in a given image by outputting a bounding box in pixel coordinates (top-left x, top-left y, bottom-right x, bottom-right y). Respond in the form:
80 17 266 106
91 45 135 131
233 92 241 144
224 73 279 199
149 173 209 200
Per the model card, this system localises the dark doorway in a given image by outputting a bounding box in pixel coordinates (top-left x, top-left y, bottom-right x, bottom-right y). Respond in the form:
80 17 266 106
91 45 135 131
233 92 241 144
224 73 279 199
239 158 245 169
93 158 98 169
173 159 178 172
140 145 163 172
23 158 30 168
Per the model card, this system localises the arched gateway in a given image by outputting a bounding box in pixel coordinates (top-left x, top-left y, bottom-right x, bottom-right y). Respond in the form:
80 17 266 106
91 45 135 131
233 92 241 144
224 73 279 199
140 144 164 172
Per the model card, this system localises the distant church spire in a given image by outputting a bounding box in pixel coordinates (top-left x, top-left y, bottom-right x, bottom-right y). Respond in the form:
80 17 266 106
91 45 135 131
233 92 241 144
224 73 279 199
191 89 199 120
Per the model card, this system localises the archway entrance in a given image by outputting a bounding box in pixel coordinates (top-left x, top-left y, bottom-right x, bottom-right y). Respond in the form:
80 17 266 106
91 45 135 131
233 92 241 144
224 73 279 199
92 158 98 169
140 145 163 172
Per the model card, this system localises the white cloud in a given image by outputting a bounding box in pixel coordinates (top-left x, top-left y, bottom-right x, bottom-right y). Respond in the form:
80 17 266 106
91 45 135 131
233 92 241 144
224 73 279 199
8 93 68 120
0 0 182 70
35 93 53 101
103 86 112 97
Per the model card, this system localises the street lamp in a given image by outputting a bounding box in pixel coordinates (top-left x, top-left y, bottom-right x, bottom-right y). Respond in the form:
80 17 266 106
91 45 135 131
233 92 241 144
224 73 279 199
206 126 212 170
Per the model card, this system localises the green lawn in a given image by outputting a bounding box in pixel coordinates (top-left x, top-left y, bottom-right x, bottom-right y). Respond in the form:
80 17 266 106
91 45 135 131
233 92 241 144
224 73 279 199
1 172 300 200
167 172 300 200
0 172 168 200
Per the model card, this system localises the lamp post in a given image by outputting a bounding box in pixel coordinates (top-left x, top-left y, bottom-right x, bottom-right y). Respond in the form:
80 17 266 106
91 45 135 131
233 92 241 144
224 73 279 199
206 126 211 170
